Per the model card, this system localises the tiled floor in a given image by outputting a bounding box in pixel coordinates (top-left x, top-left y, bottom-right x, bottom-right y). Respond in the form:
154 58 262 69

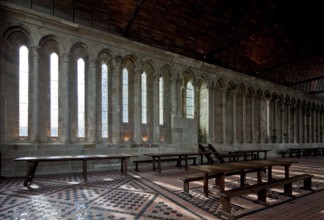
1 157 324 219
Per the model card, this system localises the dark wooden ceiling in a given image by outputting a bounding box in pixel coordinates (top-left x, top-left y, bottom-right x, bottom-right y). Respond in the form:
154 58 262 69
8 0 324 100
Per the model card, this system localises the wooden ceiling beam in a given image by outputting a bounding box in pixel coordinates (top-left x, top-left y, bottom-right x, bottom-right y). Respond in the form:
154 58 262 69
122 0 144 36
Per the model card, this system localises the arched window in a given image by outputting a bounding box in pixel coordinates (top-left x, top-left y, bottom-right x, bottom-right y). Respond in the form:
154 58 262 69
101 63 108 138
122 68 129 123
159 77 164 125
186 81 194 119
77 58 85 137
19 45 29 136
141 72 147 124
50 53 59 137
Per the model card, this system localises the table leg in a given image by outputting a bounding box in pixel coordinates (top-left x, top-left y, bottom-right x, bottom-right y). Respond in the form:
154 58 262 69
267 166 272 182
185 155 188 170
152 156 156 171
24 161 38 186
264 151 268 160
158 157 162 173
122 158 128 175
257 169 262 184
285 165 290 178
240 171 246 187
83 160 87 181
203 172 209 197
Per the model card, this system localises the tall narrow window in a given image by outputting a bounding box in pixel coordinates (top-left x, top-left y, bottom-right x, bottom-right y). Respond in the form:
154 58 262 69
77 58 85 137
19 45 29 136
186 81 194 118
50 53 59 137
159 77 164 125
101 63 108 138
122 68 128 123
141 72 147 124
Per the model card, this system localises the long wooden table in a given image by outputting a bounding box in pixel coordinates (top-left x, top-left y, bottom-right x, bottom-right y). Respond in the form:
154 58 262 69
14 154 137 186
191 159 298 197
288 147 324 158
144 151 213 173
226 149 270 161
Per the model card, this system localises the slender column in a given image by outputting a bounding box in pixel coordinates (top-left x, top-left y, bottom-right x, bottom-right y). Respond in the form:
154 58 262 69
232 90 237 144
111 56 122 143
59 53 71 143
274 99 279 143
86 58 98 142
242 93 246 144
208 84 215 142
29 46 40 142
152 73 159 143
134 64 142 143
292 104 297 143
251 95 255 143
222 88 227 144
286 102 291 143
281 102 285 143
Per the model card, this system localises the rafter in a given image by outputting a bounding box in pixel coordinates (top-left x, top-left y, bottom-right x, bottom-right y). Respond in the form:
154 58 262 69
122 0 144 36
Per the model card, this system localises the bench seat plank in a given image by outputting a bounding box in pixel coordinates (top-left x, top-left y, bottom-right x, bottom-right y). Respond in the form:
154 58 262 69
218 174 313 219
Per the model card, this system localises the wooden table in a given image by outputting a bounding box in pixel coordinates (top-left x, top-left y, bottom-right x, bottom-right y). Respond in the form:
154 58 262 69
14 154 137 186
288 147 324 158
226 149 270 161
191 159 298 197
144 151 213 173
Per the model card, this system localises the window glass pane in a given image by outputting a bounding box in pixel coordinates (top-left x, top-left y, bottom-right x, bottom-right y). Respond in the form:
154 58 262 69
50 53 59 137
159 77 164 125
122 68 128 123
101 63 108 138
19 46 29 136
186 81 194 118
77 58 85 137
141 72 147 124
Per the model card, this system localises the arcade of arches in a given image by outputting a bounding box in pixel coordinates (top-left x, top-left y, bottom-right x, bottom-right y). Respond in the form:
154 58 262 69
1 2 324 176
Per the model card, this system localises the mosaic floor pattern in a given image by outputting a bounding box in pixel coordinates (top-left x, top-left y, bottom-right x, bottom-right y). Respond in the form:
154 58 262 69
0 157 324 219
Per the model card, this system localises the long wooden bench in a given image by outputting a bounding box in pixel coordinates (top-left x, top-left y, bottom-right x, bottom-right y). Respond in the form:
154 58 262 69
14 154 136 186
218 174 313 219
180 169 266 194
133 156 197 171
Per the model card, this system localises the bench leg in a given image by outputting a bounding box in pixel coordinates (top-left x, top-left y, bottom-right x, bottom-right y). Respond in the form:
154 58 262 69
184 181 189 193
135 162 139 172
219 197 235 219
258 189 267 203
303 177 312 190
284 182 293 195
24 161 38 186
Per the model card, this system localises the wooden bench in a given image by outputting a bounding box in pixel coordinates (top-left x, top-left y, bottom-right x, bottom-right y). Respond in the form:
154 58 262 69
180 169 266 194
278 150 290 158
218 174 313 219
14 154 136 186
133 156 197 171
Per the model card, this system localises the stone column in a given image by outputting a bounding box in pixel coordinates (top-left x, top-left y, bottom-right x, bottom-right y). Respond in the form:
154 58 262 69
86 58 98 143
134 63 142 143
208 84 215 143
251 95 256 144
232 90 237 144
59 52 71 143
222 88 227 144
242 93 246 144
152 73 159 143
29 46 40 143
111 56 122 143
273 99 279 143
286 102 291 143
